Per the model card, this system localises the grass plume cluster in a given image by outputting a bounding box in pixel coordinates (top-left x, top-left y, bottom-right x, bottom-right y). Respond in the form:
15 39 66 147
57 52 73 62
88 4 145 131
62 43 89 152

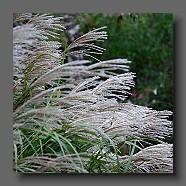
13 13 173 173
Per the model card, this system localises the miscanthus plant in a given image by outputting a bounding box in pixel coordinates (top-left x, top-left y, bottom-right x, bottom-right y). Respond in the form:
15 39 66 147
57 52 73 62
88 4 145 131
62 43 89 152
13 13 173 173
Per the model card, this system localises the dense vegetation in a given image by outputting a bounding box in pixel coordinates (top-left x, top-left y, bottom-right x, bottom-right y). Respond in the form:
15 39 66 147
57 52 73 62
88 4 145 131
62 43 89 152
13 13 173 173
78 13 173 112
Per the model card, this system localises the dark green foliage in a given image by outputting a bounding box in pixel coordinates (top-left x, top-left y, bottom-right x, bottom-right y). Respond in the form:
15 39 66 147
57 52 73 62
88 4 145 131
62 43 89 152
78 13 173 111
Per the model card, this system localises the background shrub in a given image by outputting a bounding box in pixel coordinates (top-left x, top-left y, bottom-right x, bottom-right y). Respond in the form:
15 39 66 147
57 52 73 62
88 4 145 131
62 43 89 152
77 13 173 112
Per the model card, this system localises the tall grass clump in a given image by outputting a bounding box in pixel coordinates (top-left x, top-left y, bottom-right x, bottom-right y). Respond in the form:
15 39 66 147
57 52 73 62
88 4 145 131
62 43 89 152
13 13 173 173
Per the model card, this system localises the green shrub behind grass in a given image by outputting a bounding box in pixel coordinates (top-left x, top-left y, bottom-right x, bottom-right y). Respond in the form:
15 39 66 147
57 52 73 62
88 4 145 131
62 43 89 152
78 13 173 112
